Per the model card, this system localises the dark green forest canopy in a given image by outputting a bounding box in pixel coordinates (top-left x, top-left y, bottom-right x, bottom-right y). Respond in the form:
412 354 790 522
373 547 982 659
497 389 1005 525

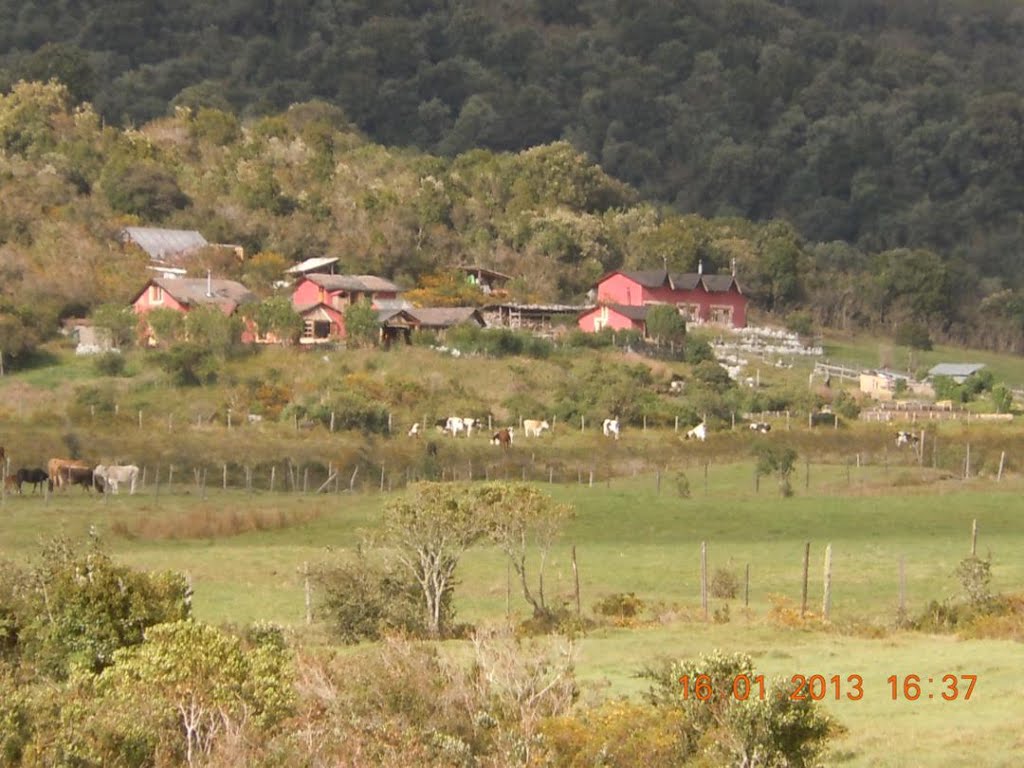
1 0 1023 273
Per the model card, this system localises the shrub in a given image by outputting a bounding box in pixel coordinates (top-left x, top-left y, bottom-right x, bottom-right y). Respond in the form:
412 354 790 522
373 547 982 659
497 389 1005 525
314 554 443 642
93 351 126 376
158 342 220 386
710 568 739 599
593 592 645 620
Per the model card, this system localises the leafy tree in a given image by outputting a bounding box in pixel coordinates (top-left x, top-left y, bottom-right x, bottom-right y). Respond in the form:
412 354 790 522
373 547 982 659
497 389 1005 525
381 483 489 636
158 342 220 386
12 536 190 679
343 299 380 348
183 306 243 356
101 620 293 766
0 79 70 158
100 159 189 220
91 303 137 348
644 304 686 347
250 297 302 344
753 444 798 497
991 384 1013 414
404 270 486 307
895 322 932 351
143 308 185 348
476 483 573 620
242 251 291 294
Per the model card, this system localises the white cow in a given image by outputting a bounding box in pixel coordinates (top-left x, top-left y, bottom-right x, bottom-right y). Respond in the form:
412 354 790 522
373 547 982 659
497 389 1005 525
408 422 421 438
94 464 140 495
444 417 482 437
522 419 551 438
749 422 771 434
685 423 707 441
602 418 621 439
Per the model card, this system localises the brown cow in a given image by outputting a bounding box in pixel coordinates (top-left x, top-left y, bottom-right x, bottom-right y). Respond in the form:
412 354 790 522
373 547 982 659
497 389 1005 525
60 466 104 493
491 427 514 448
48 458 90 491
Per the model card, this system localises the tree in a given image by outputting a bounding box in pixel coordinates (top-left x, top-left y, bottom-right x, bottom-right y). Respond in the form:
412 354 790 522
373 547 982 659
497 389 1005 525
101 620 293 766
100 159 189 220
403 270 486 307
344 299 380 348
754 444 798 497
381 483 489 636
476 483 573 621
644 304 686 348
91 303 137 348
250 297 302 344
144 308 185 347
183 306 243 356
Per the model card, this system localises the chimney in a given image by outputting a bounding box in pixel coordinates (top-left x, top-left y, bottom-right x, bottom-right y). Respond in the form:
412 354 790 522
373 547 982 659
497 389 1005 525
206 269 213 298
698 259 703 276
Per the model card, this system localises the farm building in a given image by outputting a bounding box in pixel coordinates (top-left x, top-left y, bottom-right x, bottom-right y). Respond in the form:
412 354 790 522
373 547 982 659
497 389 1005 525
285 256 341 278
292 274 407 344
457 265 511 295
482 303 589 335
576 304 650 334
927 363 986 383
581 266 747 331
409 307 486 334
121 227 243 278
131 276 258 344
859 370 935 401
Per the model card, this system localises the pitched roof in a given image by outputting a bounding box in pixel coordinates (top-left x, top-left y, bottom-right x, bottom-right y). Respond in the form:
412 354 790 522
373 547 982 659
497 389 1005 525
607 270 741 294
122 227 208 260
409 307 484 328
303 273 403 293
458 265 512 282
134 277 257 313
286 256 339 275
595 303 650 321
928 363 986 379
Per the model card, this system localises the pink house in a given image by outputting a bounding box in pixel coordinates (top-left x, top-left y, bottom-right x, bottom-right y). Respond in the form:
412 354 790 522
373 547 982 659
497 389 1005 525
579 268 747 333
131 277 258 342
576 304 650 335
291 273 404 343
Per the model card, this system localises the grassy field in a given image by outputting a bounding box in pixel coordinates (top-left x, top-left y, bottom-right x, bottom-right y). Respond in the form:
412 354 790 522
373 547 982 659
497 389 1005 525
2 465 1022 767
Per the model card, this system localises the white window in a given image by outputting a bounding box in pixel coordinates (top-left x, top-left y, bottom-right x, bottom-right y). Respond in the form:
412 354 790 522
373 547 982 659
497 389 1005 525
149 285 164 304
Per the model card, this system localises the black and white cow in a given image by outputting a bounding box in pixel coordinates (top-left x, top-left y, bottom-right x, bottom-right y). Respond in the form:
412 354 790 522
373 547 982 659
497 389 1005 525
895 431 919 448
749 422 771 434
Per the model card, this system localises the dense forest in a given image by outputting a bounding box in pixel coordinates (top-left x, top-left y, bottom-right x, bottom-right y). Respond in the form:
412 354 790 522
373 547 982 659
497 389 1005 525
2 0 1024 359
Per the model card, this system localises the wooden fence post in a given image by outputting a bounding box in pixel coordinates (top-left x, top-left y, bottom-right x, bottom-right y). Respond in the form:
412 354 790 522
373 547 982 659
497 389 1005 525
822 544 832 622
800 542 810 618
572 545 581 616
304 562 312 625
700 541 708 621
971 519 978 556
998 451 1006 481
898 555 906 623
965 443 971 479
744 563 750 607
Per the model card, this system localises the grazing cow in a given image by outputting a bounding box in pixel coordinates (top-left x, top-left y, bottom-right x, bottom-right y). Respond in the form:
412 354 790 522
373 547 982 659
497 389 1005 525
895 431 919 448
685 422 708 441
48 458 90 490
15 468 48 493
61 466 104 493
408 422 421 438
94 465 139 494
434 418 450 433
491 427 514 448
749 422 771 434
602 418 621 440
522 419 551 438
444 417 482 437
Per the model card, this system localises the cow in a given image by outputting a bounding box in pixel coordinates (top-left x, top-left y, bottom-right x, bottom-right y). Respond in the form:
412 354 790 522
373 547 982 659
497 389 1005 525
602 418 621 440
749 422 771 434
522 419 551 438
48 458 90 491
94 465 139 495
408 422 422 438
15 468 48 493
491 427 514 448
61 466 104 493
3 475 17 495
895 431 919 448
444 417 482 437
685 422 708 441
434 418 450 433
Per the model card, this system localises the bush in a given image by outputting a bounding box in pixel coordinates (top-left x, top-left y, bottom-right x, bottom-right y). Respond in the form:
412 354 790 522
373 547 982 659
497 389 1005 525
593 592 645 620
158 342 220 386
93 351 126 376
710 568 739 599
314 554 443 642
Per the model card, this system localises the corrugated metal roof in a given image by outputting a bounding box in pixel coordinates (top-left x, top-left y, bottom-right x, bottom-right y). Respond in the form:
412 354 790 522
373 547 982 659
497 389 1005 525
409 307 484 327
304 274 403 293
122 227 208 260
928 363 986 379
286 256 339 274
153 277 257 310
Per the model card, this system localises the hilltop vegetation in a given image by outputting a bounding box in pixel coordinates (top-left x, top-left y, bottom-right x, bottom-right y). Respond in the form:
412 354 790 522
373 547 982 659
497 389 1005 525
2 0 1024 340
2 78 1023 373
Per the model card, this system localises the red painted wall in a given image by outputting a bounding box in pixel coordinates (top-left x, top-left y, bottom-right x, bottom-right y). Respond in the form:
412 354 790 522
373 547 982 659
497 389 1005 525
594 273 747 328
596 273 646 305
132 283 187 314
577 306 644 333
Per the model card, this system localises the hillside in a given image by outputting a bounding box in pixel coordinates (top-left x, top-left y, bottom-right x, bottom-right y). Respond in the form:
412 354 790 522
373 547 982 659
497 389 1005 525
1 0 1023 291
2 82 1022 370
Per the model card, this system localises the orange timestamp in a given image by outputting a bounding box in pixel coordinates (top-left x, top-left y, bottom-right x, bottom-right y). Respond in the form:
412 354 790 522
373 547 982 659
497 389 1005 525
677 673 977 702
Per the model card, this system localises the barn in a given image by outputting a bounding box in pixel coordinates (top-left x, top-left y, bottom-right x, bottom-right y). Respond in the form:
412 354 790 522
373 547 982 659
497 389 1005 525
581 266 747 331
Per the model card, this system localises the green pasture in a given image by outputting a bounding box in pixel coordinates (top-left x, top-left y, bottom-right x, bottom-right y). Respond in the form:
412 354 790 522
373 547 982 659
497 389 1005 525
1 465 1022 767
